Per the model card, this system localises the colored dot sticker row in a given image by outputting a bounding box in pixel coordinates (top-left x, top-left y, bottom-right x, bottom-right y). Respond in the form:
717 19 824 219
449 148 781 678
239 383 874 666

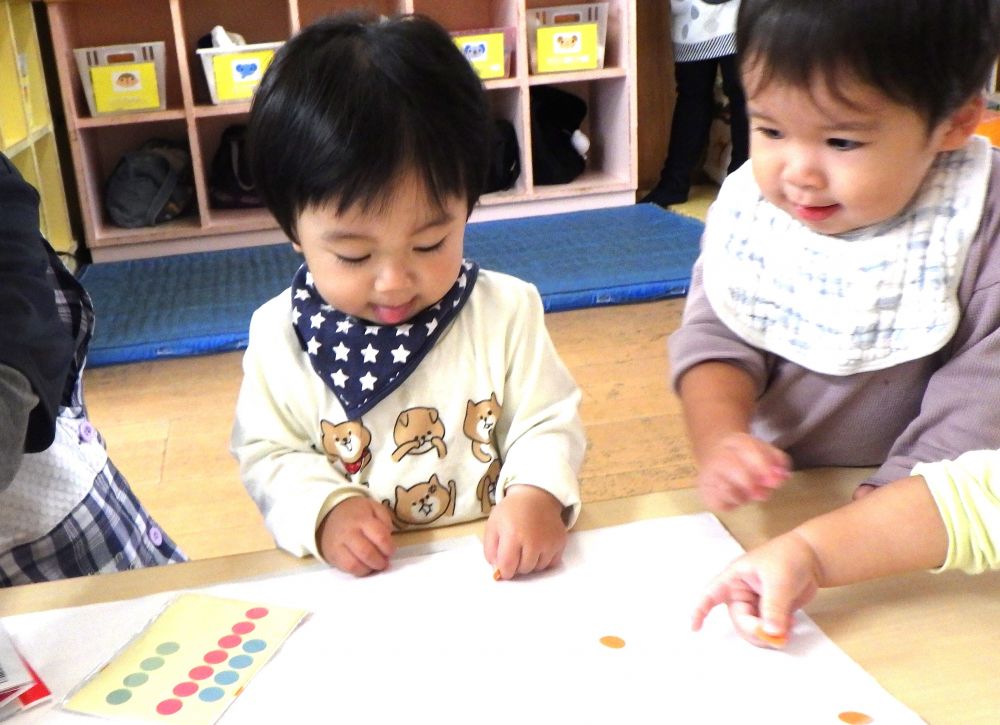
105 640 182 705
104 607 273 717
153 608 271 717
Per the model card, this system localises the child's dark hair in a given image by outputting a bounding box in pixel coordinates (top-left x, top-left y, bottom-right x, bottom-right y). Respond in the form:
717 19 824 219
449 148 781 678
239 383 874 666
248 12 490 241
736 0 1000 129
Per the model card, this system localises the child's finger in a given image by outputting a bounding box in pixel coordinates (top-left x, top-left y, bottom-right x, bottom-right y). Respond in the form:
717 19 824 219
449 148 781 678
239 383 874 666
347 534 390 572
361 515 396 558
483 523 499 567
691 579 732 630
371 500 395 529
494 535 522 580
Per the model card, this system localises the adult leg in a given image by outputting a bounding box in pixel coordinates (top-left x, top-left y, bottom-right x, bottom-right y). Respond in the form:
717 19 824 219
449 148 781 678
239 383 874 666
719 54 749 174
642 58 720 206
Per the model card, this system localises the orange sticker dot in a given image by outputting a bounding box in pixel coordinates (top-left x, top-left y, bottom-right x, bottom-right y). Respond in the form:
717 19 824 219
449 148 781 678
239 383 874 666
838 712 873 725
754 626 788 648
492 569 502 581
599 635 625 649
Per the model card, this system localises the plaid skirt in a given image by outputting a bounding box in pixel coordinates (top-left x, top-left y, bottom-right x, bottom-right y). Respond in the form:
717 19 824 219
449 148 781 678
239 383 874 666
0 459 185 587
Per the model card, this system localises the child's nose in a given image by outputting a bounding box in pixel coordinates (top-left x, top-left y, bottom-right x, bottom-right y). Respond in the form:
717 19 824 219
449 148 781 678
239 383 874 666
782 149 824 190
374 261 410 291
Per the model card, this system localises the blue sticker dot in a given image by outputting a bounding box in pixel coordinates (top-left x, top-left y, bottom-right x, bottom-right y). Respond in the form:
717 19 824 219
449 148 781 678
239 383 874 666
214 670 239 686
242 639 266 653
198 686 225 702
229 654 253 669
156 642 180 655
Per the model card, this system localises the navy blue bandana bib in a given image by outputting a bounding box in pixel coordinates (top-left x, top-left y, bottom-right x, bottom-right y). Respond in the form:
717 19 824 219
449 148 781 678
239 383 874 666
291 260 479 418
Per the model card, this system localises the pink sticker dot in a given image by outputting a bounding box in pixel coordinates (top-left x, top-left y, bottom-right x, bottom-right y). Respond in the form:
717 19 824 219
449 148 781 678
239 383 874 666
156 699 183 715
245 607 269 619
232 621 255 635
189 666 213 681
218 635 242 649
204 650 227 664
173 682 198 697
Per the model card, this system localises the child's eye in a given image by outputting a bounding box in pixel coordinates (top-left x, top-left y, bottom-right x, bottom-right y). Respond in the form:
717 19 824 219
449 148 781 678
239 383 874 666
754 126 783 140
415 238 446 253
336 254 370 266
827 138 863 151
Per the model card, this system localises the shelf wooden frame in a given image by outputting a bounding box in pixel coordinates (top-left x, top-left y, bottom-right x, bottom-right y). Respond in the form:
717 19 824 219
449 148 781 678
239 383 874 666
42 0 637 261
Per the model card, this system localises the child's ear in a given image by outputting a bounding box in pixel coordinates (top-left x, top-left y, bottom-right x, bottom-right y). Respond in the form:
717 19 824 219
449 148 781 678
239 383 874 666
935 95 986 151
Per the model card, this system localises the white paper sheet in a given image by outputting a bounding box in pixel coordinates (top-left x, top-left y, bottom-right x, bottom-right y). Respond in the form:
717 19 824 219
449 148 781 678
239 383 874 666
2 515 922 724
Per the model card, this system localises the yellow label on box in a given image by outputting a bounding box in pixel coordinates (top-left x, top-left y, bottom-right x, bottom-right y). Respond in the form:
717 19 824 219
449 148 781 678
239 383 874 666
454 32 507 79
212 50 275 101
536 23 599 73
90 62 160 113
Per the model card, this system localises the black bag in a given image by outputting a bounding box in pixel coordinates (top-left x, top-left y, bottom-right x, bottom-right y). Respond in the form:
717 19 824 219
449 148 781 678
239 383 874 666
483 119 521 193
208 124 263 209
530 86 587 185
105 138 194 228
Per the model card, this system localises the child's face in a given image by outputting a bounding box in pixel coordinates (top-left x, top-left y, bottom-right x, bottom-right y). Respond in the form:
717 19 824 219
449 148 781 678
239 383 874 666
293 175 467 325
743 64 970 235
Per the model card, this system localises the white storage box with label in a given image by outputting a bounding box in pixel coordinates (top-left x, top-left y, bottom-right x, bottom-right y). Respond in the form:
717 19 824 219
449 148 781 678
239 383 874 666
196 41 282 104
73 42 166 116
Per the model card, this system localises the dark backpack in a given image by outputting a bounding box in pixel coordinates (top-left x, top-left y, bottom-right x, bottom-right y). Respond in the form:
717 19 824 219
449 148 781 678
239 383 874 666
105 138 194 228
483 119 521 194
208 124 263 209
530 86 587 185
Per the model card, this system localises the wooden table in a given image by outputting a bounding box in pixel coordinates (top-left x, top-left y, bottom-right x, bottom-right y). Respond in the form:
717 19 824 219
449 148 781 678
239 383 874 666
3 468 999 724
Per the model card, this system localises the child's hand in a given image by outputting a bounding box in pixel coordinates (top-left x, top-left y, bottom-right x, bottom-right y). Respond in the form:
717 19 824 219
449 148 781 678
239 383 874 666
484 484 567 579
317 496 395 576
691 531 821 647
696 432 791 511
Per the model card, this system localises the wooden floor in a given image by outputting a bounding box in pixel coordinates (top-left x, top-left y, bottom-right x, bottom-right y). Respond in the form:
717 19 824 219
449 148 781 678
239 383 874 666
82 296 695 561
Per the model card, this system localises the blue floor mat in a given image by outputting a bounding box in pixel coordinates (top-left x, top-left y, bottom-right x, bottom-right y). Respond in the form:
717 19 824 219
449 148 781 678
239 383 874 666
78 204 703 367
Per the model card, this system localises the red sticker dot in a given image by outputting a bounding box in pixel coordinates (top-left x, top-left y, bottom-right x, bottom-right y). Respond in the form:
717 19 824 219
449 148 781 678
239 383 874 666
189 666 213 681
218 635 242 649
173 682 198 697
245 607 269 619
156 699 183 715
232 621 255 635
204 650 227 664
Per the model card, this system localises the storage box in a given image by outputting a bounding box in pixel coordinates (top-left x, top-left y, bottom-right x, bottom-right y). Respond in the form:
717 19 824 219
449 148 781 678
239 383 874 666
452 27 515 80
73 42 166 116
528 3 608 74
196 42 282 104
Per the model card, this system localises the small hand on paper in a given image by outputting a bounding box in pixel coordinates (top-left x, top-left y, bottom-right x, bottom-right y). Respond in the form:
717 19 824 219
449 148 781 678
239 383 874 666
690 530 820 647
317 496 396 576
484 484 567 580
696 432 791 511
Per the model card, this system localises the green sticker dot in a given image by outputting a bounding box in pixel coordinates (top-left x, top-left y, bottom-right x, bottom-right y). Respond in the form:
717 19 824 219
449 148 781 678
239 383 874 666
123 672 148 687
156 642 180 655
106 688 132 705
140 656 165 671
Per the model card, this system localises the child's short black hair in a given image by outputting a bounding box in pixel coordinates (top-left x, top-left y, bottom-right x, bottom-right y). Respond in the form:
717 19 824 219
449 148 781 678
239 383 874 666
248 12 490 241
736 0 1000 129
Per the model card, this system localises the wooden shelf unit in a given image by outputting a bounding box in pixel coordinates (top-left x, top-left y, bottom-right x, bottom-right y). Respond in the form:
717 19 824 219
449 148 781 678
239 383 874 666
42 0 637 261
1 0 74 256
